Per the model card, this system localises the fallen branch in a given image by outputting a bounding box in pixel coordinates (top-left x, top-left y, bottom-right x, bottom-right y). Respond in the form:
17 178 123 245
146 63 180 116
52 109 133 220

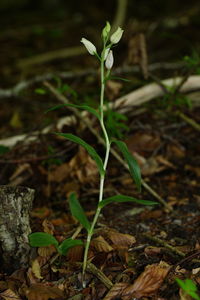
114 75 200 112
1 75 200 146
0 62 185 98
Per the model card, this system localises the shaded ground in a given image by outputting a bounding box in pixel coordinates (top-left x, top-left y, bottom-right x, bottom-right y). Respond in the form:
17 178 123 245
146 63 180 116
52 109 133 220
0 1 200 299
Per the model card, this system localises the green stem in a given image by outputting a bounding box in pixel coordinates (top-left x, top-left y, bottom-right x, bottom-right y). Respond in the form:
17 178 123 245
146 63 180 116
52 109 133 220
82 48 111 284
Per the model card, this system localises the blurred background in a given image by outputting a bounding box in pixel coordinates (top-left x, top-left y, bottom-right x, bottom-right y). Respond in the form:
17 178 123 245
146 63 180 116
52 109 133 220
1 0 200 86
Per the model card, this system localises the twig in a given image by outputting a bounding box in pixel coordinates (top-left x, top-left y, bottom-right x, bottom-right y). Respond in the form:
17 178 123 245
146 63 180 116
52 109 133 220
142 233 185 257
44 81 171 211
86 262 113 289
175 111 200 132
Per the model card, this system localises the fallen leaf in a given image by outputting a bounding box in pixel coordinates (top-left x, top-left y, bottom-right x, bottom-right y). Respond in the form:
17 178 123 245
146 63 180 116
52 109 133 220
67 245 84 262
0 288 21 300
48 163 70 183
106 80 123 101
105 228 136 248
24 283 64 300
42 219 54 235
31 259 43 279
69 147 98 184
121 261 170 299
126 132 161 157
38 245 57 257
92 236 113 253
103 282 128 300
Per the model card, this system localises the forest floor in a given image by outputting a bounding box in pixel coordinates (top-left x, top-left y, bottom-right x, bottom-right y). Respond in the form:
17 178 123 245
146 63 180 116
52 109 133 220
0 1 200 299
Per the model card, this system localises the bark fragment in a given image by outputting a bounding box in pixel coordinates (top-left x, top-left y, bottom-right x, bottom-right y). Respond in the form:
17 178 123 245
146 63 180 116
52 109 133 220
0 185 34 273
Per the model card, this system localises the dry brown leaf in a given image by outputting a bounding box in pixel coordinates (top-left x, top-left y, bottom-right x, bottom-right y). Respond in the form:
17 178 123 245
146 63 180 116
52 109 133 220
121 261 170 299
42 219 54 235
103 282 128 300
67 245 84 262
31 259 43 280
24 284 64 300
166 143 185 158
105 228 136 248
0 288 21 300
69 147 98 184
38 245 56 257
48 163 70 183
106 80 123 100
92 236 113 253
126 132 161 156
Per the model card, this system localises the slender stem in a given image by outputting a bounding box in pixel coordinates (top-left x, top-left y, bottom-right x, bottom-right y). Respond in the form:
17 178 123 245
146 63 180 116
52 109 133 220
82 47 111 284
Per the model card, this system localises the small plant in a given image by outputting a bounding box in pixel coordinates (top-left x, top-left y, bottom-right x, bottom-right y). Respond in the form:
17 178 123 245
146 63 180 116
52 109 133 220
29 22 157 285
176 278 200 300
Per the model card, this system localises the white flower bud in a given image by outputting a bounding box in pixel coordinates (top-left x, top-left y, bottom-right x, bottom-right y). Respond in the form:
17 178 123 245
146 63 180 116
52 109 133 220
110 27 124 44
81 38 96 55
105 50 114 70
102 21 111 40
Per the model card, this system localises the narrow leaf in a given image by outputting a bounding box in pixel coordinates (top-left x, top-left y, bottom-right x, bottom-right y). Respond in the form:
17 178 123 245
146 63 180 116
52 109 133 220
112 140 141 191
55 133 105 176
109 76 131 82
69 192 91 232
98 194 158 208
29 232 59 247
58 238 83 255
46 103 100 120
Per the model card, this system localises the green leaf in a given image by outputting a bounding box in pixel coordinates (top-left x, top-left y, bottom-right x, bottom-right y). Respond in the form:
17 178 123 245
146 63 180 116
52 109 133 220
58 238 83 255
176 278 200 300
55 133 105 176
46 103 100 120
69 192 91 232
98 194 158 208
34 88 47 95
29 232 59 248
112 140 141 191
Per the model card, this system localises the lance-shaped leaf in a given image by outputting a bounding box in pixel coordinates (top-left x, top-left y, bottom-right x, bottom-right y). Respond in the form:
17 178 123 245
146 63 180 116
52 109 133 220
55 133 105 176
29 232 59 248
58 238 83 255
69 192 91 232
112 140 141 191
98 194 158 208
46 103 100 120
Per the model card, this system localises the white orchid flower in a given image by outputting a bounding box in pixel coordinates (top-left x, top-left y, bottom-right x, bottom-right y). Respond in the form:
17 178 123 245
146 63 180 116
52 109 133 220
81 38 96 55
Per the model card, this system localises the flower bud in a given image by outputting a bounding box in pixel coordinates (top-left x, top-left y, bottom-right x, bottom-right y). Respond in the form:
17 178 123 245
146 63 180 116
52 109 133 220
102 21 111 40
105 50 114 70
81 38 96 55
110 27 124 44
